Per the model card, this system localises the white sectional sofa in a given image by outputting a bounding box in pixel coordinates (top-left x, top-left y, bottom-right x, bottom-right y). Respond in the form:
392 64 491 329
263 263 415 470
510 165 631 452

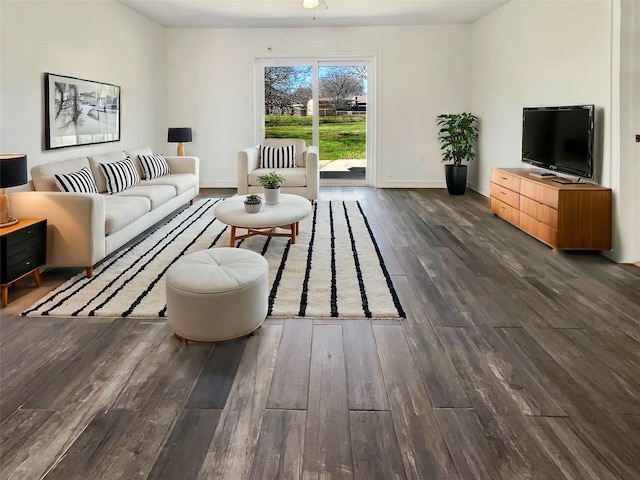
10 146 199 277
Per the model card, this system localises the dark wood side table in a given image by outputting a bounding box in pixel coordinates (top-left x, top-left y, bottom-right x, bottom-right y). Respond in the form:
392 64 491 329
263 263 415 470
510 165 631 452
0 218 47 307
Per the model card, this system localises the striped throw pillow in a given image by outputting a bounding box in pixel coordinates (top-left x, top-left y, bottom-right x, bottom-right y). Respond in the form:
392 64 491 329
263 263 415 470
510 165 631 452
138 154 170 180
99 157 140 194
260 144 296 169
54 167 99 193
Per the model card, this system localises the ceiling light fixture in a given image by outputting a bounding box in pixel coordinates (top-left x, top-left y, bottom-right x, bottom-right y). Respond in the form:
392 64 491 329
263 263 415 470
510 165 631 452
303 0 319 8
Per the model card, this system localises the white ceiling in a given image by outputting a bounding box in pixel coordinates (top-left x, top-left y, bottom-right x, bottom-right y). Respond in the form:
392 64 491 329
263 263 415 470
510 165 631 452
117 0 509 29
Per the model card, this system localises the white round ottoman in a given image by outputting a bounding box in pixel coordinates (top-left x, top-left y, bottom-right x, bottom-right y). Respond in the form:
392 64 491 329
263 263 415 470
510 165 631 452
165 247 268 343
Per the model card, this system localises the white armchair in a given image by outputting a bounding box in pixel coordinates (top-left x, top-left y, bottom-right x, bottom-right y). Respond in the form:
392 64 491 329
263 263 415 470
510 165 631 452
237 138 319 201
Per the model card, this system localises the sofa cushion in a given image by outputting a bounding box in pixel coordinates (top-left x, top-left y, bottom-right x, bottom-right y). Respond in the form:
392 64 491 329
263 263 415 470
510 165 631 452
31 157 91 192
138 154 170 180
88 151 128 193
113 184 176 209
140 173 197 195
99 157 141 194
104 195 151 235
248 168 307 188
124 146 153 161
262 138 306 167
54 167 99 193
260 145 296 169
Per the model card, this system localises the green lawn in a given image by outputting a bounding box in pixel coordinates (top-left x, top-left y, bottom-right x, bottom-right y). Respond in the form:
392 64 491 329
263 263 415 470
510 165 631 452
265 115 366 160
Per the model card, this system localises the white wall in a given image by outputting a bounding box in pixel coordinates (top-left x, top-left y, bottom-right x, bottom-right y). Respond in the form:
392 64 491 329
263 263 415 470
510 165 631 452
166 25 471 188
0 0 167 171
470 0 627 259
618 0 640 264
471 0 612 191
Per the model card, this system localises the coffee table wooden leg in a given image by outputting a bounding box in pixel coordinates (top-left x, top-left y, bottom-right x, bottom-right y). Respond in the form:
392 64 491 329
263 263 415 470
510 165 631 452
229 226 237 247
1 285 7 307
291 222 296 244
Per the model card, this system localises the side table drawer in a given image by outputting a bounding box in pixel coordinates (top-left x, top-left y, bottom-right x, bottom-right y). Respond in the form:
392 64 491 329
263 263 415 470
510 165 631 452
6 254 44 283
6 221 46 247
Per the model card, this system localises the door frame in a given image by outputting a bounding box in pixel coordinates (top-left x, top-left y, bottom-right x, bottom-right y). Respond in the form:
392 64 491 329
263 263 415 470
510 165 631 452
256 53 378 187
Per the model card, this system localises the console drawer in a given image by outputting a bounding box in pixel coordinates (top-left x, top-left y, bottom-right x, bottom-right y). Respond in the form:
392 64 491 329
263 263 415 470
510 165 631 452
491 197 519 226
520 179 559 209
520 196 558 229
491 169 521 192
490 183 520 209
520 211 558 247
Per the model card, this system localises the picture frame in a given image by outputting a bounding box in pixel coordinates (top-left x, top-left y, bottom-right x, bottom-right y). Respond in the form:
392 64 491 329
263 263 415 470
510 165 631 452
44 73 120 150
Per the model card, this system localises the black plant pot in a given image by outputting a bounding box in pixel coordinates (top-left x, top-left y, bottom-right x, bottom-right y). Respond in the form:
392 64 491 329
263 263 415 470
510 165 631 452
444 164 467 195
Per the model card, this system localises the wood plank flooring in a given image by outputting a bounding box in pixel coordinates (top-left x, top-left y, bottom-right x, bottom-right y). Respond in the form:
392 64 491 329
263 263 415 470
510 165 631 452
1 187 639 479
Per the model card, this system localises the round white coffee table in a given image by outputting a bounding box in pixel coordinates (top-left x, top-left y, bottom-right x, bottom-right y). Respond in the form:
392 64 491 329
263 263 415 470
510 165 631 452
214 194 312 247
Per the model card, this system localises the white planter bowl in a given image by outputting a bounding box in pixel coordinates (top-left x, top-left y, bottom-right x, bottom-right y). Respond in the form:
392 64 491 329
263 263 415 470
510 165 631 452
244 202 262 213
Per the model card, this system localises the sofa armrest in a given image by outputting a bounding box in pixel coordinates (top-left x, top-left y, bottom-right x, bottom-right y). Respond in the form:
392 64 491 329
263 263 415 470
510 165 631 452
237 147 260 195
165 155 199 175
306 145 320 200
165 155 199 198
9 191 106 269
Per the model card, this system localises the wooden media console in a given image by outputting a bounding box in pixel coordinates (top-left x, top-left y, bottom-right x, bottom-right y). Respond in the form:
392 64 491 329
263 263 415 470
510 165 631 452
490 168 612 251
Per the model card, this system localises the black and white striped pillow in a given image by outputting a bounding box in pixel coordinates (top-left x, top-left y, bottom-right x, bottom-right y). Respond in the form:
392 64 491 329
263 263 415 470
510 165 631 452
260 144 296 168
138 154 170 180
99 156 140 194
54 167 99 193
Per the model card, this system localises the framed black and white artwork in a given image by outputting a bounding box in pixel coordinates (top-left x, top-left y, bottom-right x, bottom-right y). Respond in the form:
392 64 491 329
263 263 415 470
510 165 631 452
44 73 121 149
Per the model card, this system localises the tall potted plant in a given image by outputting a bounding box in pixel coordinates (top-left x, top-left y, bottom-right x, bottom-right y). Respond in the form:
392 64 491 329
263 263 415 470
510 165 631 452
257 171 285 205
436 113 479 195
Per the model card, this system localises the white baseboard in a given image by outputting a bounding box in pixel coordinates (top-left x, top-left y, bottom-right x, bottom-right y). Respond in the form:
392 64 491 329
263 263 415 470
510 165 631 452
199 182 237 189
375 180 446 189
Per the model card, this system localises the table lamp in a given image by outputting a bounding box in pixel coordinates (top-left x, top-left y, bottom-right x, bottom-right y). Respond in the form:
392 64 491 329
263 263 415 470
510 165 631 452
167 127 192 156
0 154 28 227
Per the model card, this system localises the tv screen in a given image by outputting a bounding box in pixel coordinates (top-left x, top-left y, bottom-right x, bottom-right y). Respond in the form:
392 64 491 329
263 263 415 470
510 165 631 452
522 105 594 178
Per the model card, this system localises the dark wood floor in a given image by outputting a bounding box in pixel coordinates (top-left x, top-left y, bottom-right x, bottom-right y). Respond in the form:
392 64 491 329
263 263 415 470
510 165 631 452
1 187 639 480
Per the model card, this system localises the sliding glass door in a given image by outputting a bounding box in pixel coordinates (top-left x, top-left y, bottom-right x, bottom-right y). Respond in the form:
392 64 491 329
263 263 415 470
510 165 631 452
317 64 367 182
259 59 371 185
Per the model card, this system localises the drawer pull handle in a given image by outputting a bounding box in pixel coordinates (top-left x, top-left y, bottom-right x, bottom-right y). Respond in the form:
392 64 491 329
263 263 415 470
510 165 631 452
25 261 31 266
501 192 506 195
501 177 508 180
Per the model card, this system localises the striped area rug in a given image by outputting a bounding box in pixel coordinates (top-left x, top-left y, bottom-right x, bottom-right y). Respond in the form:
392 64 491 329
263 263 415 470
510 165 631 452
23 198 405 319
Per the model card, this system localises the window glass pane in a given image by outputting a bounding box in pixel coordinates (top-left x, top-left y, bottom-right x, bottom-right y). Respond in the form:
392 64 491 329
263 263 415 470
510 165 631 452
264 66 312 144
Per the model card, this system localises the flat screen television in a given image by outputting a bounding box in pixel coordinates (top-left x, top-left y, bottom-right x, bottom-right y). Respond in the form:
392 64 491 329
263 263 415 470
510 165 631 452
522 105 595 179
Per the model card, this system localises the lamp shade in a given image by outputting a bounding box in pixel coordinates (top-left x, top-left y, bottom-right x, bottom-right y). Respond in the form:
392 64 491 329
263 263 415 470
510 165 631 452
167 128 193 143
0 155 28 188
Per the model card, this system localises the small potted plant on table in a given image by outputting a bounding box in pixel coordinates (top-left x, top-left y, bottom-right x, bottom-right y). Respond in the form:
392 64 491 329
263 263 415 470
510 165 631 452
244 194 263 213
436 112 479 195
257 171 285 205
